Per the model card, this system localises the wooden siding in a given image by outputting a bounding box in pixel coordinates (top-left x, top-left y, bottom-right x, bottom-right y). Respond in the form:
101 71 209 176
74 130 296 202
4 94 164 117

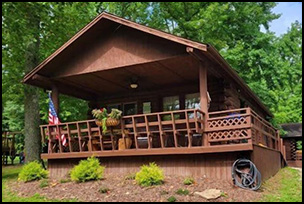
250 145 282 181
48 151 250 181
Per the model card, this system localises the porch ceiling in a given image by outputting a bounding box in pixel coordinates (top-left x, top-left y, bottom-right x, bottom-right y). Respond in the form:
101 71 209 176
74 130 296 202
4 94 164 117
29 55 200 100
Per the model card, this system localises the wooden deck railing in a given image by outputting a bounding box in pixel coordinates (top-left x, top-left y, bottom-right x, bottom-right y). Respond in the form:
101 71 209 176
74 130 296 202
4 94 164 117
40 107 283 157
205 108 281 152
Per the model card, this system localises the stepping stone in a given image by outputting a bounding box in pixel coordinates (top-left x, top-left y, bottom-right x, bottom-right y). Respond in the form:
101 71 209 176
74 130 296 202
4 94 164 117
194 189 222 200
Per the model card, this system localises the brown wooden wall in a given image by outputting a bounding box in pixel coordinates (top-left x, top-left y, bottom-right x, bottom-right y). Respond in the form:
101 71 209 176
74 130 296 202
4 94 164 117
250 145 282 182
48 151 250 181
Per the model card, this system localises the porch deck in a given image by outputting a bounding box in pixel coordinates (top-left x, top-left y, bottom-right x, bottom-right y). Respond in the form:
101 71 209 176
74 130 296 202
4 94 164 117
40 108 285 159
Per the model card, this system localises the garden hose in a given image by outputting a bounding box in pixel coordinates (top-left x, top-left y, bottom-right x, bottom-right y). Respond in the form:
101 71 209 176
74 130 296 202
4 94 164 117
231 159 261 191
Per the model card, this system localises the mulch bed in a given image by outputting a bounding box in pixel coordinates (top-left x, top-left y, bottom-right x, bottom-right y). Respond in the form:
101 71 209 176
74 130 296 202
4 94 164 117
8 175 262 202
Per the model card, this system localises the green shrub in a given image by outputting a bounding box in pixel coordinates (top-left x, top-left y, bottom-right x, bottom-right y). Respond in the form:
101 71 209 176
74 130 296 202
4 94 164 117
39 179 49 188
183 177 195 185
99 187 110 194
70 157 105 183
18 161 48 182
167 196 177 202
135 162 164 187
176 188 189 195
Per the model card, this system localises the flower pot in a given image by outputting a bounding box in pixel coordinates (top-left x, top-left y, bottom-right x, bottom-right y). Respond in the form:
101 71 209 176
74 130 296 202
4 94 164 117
118 137 132 150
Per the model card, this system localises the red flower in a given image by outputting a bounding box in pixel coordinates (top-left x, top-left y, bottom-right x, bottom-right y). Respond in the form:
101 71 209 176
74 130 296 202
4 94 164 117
100 108 104 112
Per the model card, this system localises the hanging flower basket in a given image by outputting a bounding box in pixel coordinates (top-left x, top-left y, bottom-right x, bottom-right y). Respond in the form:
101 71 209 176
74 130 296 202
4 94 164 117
95 118 120 127
92 108 122 133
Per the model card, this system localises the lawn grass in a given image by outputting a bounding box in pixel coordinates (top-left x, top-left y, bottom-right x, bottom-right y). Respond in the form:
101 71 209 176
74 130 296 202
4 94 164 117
259 167 302 202
2 165 77 202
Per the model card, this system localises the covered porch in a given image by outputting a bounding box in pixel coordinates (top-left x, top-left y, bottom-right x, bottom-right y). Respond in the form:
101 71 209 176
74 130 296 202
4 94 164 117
40 107 283 160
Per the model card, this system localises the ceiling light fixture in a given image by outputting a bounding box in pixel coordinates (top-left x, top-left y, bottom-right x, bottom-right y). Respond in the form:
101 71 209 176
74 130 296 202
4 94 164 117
130 77 138 89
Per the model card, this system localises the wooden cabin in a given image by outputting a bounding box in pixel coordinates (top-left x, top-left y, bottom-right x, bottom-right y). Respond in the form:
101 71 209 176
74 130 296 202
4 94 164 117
280 123 302 168
23 12 286 181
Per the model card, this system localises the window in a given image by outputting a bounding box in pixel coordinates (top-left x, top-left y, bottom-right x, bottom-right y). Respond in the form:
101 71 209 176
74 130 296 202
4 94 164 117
143 102 151 114
107 103 121 112
185 93 200 109
163 96 180 111
163 96 179 120
123 102 137 116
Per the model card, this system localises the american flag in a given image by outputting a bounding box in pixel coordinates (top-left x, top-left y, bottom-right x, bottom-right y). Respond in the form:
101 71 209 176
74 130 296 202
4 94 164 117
49 93 68 147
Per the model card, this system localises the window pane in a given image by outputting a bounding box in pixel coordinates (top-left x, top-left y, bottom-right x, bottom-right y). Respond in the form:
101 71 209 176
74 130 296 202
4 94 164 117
123 103 137 116
143 102 151 114
185 93 200 109
107 104 121 112
163 96 180 111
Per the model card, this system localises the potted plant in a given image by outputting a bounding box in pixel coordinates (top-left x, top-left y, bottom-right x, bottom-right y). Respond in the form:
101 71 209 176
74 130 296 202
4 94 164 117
92 108 122 133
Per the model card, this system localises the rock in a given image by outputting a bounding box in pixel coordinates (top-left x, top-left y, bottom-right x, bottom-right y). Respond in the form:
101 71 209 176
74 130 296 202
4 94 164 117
126 192 130 195
194 189 222 200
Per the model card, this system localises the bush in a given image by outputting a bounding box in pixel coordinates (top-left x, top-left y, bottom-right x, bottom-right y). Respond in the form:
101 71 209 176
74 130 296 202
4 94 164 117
39 179 49 188
183 177 195 185
176 188 189 195
18 161 48 182
167 196 177 202
70 157 105 182
135 162 164 187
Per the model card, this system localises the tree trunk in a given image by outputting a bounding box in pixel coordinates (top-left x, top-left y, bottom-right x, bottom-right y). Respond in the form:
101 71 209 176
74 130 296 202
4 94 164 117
24 19 41 162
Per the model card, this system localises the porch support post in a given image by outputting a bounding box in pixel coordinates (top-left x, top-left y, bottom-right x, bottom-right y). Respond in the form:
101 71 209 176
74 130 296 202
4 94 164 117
51 85 59 115
199 62 208 114
199 61 209 146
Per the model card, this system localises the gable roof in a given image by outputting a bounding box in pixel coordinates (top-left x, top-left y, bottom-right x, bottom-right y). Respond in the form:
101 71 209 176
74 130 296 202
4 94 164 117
281 123 302 138
22 12 273 117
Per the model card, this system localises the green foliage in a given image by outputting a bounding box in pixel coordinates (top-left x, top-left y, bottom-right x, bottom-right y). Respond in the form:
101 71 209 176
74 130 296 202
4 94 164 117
296 141 302 150
183 177 195 185
176 188 189 195
92 108 108 121
167 196 177 202
59 178 71 183
70 157 105 183
108 109 122 120
18 161 48 182
39 179 49 188
98 187 110 194
135 162 164 187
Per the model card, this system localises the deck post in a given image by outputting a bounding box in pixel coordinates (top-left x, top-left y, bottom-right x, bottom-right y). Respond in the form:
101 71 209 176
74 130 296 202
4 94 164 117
199 61 209 146
51 85 59 115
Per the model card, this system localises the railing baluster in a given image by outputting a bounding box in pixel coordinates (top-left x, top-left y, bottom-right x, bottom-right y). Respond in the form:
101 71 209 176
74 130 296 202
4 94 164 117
132 117 139 149
87 121 92 152
185 110 192 147
171 112 178 148
47 126 52 153
145 115 151 149
76 123 82 152
157 114 164 148
56 124 63 153
98 125 103 151
67 124 72 152
121 119 126 151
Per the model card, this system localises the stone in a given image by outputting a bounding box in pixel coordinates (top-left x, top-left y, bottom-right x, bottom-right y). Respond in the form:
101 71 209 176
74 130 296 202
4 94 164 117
194 189 222 200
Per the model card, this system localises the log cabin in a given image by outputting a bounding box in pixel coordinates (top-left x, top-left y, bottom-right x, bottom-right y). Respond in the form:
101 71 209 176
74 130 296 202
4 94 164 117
23 12 287 181
280 123 302 168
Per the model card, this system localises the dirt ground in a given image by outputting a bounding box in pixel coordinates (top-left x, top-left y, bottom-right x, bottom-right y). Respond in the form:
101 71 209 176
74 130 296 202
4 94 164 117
9 174 262 202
